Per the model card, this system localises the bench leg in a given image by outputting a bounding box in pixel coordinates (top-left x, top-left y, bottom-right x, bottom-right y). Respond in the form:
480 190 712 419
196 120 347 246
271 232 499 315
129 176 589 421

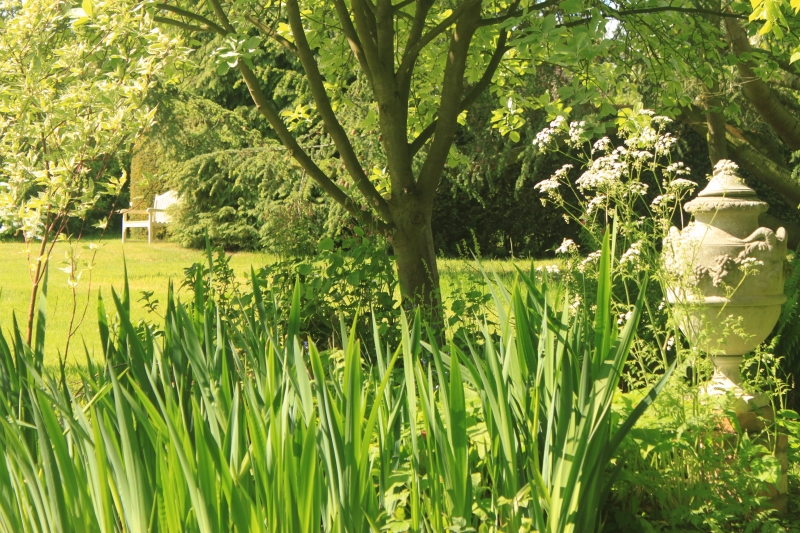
122 224 126 243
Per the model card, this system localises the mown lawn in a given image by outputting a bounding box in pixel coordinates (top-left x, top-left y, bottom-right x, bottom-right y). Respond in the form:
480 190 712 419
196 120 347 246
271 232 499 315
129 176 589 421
0 237 272 366
0 237 556 367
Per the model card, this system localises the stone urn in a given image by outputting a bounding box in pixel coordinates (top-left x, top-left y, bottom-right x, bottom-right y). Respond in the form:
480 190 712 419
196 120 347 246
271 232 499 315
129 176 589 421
663 162 787 398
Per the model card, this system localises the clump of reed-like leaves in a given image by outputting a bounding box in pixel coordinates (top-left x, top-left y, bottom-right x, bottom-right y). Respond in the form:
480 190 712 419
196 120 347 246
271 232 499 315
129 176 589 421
0 234 673 532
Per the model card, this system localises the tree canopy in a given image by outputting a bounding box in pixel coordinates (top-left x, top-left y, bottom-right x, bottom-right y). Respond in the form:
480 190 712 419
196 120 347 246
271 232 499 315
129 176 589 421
149 0 800 317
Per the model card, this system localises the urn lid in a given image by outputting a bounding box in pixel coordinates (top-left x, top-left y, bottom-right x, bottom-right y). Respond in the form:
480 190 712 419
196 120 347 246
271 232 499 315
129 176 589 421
685 160 767 213
697 161 756 198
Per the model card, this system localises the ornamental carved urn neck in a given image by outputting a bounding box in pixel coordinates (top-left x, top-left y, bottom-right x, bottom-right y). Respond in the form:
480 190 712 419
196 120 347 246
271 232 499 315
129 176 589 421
664 161 787 398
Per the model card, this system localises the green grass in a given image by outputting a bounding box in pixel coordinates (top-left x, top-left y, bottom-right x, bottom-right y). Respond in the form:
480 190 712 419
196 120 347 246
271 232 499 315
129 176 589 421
0 237 558 367
0 237 272 366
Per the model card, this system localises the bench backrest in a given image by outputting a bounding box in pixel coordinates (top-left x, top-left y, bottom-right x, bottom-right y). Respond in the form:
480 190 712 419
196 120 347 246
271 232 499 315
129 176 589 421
153 191 179 224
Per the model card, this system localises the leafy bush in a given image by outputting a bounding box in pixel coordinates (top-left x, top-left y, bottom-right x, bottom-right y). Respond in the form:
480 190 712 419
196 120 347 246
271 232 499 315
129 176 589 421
249 227 399 348
607 381 790 532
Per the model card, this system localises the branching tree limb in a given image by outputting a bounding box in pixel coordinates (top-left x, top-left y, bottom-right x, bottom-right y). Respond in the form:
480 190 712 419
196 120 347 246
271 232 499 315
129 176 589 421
725 15 800 150
285 0 391 220
155 3 226 35
417 1 482 199
153 16 209 33
679 106 800 212
410 28 509 156
246 14 298 55
237 62 389 231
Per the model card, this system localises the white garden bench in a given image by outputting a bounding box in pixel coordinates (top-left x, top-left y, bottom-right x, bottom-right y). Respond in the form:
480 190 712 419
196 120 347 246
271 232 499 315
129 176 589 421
120 190 179 243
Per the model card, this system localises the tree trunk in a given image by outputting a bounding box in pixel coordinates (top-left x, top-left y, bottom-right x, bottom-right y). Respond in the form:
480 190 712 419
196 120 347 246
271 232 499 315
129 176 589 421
703 89 728 165
679 106 800 204
702 6 728 165
389 194 443 331
725 16 800 150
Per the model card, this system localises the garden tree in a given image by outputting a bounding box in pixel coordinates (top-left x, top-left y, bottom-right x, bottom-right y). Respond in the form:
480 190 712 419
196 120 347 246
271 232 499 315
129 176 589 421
589 0 800 210
153 0 532 312
152 0 787 313
129 37 349 254
0 0 185 347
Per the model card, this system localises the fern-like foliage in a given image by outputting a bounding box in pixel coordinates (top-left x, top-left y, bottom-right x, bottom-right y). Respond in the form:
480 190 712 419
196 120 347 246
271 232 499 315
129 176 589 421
775 250 800 407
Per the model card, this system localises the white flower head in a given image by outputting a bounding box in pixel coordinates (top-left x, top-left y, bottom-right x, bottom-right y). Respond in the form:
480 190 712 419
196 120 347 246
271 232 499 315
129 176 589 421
576 156 626 190
578 250 603 272
592 137 611 153
533 129 553 149
617 310 634 325
654 133 677 153
620 241 642 265
555 238 579 255
549 115 566 129
586 194 607 215
534 177 560 192
665 162 691 176
714 159 739 174
568 121 586 147
553 163 573 179
669 178 697 191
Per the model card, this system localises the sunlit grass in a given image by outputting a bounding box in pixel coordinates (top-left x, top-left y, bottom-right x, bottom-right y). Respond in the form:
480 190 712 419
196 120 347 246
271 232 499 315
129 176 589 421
0 236 560 367
0 237 272 365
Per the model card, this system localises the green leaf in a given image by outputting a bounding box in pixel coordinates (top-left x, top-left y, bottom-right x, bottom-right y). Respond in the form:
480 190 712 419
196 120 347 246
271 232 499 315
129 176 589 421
82 0 93 16
318 237 335 251
509 130 521 143
244 36 261 51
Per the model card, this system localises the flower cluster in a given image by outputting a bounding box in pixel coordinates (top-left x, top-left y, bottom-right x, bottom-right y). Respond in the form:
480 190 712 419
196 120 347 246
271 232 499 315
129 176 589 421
555 238 579 255
620 241 642 265
568 121 586 147
532 115 567 150
575 151 628 190
665 162 691 176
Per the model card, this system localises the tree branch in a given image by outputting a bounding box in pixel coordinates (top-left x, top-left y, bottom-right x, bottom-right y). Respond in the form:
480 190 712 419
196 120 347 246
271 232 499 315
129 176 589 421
236 62 389 231
678 105 800 208
207 0 236 33
349 0 379 61
610 6 748 19
331 0 375 86
154 3 226 35
410 29 509 156
397 0 434 96
771 70 800 91
726 15 800 150
398 0 474 77
246 14 298 55
478 0 557 27
417 0 482 199
393 0 415 10
285 0 391 220
154 16 211 34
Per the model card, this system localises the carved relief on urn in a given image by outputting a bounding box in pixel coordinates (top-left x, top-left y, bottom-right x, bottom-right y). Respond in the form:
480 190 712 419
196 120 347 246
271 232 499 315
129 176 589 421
663 161 787 388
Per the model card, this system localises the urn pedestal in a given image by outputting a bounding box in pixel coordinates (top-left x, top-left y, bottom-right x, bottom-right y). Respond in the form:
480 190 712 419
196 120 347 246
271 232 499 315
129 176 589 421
663 163 787 404
664 162 789 513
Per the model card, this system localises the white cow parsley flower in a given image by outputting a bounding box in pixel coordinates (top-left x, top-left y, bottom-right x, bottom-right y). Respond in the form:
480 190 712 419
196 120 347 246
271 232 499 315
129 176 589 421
555 238 579 255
